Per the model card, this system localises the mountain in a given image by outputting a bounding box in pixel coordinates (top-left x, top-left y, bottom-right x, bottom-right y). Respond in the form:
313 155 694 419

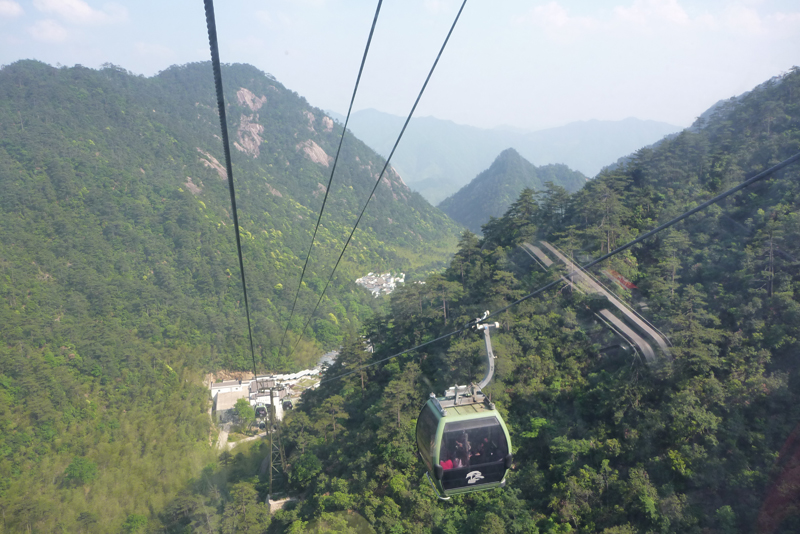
0 59 460 532
5 55 799 533
0 60 459 360
338 108 681 204
438 148 586 234
599 76 789 175
214 67 800 534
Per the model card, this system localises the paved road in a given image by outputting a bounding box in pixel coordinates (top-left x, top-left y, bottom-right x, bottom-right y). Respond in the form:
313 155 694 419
229 431 267 450
536 241 671 362
597 309 656 362
521 242 553 268
216 423 231 451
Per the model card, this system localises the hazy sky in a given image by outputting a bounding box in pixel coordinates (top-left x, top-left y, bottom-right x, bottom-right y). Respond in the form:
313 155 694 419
1 0 798 131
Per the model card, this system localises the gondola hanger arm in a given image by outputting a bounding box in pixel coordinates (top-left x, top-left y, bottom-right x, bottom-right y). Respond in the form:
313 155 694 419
474 312 500 391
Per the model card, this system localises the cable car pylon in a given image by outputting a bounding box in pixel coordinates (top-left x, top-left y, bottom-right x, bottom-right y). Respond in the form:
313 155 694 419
267 387 287 501
415 312 513 500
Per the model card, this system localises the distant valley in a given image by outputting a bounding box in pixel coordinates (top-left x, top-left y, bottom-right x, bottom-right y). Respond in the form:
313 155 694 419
331 108 682 204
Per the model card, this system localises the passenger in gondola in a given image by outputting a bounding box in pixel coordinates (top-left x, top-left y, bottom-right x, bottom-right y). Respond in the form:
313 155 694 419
440 453 454 470
453 435 469 468
471 436 489 464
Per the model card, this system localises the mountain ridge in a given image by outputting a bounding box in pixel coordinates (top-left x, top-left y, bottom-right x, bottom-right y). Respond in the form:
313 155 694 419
438 148 586 234
0 59 460 532
333 108 681 204
262 66 800 534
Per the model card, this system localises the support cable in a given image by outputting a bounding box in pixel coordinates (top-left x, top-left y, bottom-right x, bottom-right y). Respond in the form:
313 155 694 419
204 0 259 379
291 0 469 357
278 0 384 357
484 151 800 322
315 151 800 386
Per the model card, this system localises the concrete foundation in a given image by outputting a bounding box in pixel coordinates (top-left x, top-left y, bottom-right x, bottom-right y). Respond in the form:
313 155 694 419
266 495 297 514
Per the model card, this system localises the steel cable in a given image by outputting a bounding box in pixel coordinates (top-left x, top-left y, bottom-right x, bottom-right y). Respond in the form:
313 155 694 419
278 0 385 358
317 151 800 386
291 0 469 358
203 0 259 380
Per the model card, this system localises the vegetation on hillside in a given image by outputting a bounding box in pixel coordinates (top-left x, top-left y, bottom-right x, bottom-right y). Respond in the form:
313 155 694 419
439 148 586 234
2 57 799 533
0 60 459 533
164 67 800 533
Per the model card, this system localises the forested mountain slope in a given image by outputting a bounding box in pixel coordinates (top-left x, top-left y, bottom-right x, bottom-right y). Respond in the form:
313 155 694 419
166 68 800 533
0 59 459 368
0 60 459 532
438 148 586 234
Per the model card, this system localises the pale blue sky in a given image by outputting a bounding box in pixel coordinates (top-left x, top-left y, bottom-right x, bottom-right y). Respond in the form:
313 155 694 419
1 0 798 130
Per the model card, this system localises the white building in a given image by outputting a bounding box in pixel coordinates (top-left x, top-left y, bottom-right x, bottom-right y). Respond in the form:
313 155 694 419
355 271 405 297
210 379 246 398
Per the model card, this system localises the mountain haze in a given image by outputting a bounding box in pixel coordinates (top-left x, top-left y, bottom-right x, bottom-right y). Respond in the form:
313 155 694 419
438 148 586 234
336 108 681 204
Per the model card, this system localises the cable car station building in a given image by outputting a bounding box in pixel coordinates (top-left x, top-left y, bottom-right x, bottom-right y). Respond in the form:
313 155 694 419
210 369 318 422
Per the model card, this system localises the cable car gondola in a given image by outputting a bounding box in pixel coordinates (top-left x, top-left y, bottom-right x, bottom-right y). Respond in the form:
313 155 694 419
415 316 513 500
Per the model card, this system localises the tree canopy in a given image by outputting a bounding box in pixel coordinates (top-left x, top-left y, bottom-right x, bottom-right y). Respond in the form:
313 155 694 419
2 59 800 533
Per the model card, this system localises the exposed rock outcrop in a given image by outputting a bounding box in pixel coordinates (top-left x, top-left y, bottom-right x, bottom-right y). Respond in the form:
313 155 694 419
236 87 267 112
389 166 408 188
197 148 227 180
313 182 327 197
296 139 332 167
303 110 315 132
235 113 264 158
184 176 202 194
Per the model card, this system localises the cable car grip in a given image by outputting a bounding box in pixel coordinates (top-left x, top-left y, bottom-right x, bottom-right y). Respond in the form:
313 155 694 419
474 312 500 390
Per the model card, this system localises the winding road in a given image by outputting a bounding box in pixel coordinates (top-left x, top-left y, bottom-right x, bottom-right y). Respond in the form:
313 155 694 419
523 241 671 363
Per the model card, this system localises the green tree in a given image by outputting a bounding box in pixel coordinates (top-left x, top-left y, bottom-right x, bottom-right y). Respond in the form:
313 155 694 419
64 456 98 486
540 181 571 232
290 452 322 490
283 410 312 455
234 398 255 424
121 514 147 534
426 274 464 325
338 334 371 393
317 395 348 441
220 481 270 534
651 229 691 301
447 230 485 289
507 187 541 243
477 512 507 534
579 178 631 254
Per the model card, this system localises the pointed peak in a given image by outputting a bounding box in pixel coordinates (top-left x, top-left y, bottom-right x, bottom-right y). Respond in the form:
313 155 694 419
496 147 521 160
488 147 531 172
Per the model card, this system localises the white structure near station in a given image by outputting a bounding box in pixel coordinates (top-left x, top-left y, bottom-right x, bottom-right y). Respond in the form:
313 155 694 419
210 380 246 396
355 272 405 297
